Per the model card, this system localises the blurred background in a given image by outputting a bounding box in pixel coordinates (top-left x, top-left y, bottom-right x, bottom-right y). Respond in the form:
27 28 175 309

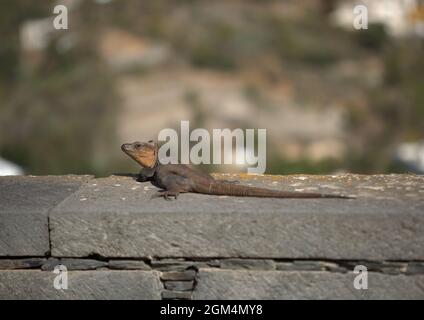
0 0 423 177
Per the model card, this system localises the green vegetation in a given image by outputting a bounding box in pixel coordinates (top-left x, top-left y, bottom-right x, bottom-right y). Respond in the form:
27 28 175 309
0 0 423 175
355 23 389 51
0 1 118 176
345 37 424 173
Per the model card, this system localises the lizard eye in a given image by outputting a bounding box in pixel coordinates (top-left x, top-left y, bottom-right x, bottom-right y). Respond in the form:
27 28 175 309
135 143 142 148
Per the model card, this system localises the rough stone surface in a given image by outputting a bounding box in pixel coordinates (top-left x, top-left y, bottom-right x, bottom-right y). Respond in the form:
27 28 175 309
291 260 331 271
193 269 424 300
41 258 60 271
0 270 162 300
151 259 213 271
343 261 408 274
406 262 424 275
164 281 194 291
0 175 92 256
220 259 276 270
161 290 192 300
161 270 197 281
0 258 46 270
41 258 108 271
108 260 151 270
276 260 347 272
50 175 424 260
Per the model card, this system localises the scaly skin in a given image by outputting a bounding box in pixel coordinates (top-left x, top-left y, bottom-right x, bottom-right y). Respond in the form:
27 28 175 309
121 141 352 200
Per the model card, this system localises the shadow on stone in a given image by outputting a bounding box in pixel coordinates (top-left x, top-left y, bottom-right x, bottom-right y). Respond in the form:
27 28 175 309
111 173 140 180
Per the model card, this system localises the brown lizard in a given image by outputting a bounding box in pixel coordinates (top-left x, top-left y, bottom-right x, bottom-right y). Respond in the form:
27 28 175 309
121 140 352 200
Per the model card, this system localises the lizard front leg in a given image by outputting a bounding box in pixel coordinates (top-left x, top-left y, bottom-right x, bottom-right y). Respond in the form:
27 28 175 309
137 173 150 183
152 189 180 200
137 167 156 182
152 174 192 200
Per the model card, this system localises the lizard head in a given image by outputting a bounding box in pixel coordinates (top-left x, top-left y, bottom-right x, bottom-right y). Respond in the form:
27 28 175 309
121 140 158 168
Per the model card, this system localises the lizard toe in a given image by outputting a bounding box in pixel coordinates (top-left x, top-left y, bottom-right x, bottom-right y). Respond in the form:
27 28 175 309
164 191 179 200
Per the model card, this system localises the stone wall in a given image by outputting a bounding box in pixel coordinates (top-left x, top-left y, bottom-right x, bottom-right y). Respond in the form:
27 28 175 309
1 174 423 299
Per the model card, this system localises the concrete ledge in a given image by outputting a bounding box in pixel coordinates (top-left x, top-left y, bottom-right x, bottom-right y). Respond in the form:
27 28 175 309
0 175 93 256
0 270 162 300
1 174 423 299
193 269 424 300
48 174 424 260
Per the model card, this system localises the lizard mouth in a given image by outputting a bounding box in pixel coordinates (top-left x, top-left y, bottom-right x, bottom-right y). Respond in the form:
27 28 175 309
121 143 132 152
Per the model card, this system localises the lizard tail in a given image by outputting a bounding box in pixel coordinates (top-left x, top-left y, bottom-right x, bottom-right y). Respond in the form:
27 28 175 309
201 181 351 199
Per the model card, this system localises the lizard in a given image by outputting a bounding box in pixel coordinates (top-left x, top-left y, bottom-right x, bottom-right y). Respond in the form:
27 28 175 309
121 140 352 200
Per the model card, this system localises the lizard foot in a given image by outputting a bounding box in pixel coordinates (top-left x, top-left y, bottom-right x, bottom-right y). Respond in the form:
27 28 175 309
152 190 179 200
